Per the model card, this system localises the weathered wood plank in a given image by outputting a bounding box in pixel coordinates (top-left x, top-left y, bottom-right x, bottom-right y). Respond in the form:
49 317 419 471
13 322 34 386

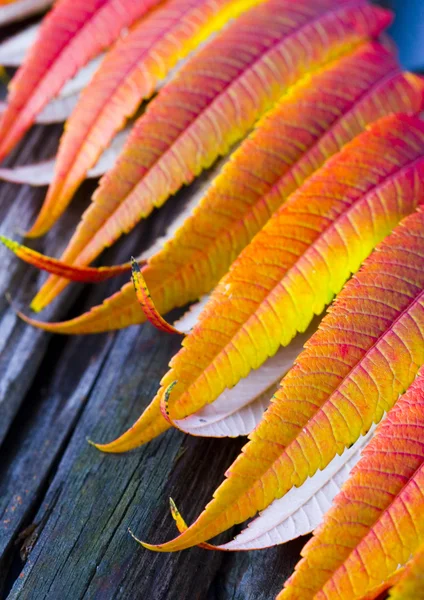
0 123 93 447
0 327 114 593
0 120 305 600
4 322 240 600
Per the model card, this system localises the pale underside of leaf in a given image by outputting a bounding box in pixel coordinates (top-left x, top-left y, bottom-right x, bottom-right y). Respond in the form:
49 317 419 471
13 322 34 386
0 0 52 26
0 97 77 124
32 0 392 309
0 54 104 125
172 296 210 335
0 127 129 186
175 325 316 438
35 94 79 124
0 23 39 66
172 425 376 551
219 430 375 551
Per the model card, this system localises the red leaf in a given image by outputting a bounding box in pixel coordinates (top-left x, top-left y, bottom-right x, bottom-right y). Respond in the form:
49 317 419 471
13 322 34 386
0 0 162 161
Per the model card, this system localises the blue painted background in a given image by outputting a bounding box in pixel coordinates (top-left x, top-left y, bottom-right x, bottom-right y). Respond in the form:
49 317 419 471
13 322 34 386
379 0 424 70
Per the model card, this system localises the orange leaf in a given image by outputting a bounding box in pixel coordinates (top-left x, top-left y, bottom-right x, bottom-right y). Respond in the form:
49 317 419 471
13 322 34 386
31 0 392 309
280 364 424 599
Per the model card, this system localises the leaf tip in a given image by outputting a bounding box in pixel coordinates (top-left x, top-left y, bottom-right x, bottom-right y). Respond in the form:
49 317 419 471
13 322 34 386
29 295 47 313
169 497 188 534
160 381 178 424
130 256 140 272
132 267 183 335
88 439 124 454
128 526 167 552
128 528 145 547
0 234 16 252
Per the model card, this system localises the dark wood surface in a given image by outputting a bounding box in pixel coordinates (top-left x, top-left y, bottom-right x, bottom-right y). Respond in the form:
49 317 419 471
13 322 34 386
0 123 306 600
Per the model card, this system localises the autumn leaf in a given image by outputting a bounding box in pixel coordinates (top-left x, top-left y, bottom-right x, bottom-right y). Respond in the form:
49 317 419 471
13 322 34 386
134 201 424 552
22 43 424 331
30 0 392 310
94 113 424 453
0 0 163 162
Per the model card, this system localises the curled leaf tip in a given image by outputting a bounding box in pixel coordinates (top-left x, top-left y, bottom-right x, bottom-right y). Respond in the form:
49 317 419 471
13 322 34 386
88 439 124 454
131 266 183 335
139 530 215 553
24 223 45 239
29 297 47 314
0 234 17 251
128 528 142 544
169 498 217 550
127 529 162 552
160 381 178 424
169 497 187 533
